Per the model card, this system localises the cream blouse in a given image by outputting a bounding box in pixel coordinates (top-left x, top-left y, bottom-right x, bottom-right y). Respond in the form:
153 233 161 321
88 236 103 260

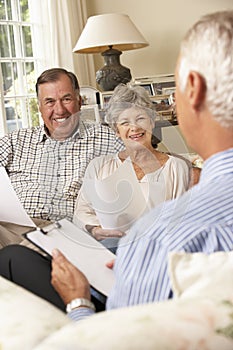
73 153 190 231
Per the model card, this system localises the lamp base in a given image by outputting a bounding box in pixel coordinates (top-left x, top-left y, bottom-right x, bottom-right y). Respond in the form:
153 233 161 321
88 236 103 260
96 48 132 91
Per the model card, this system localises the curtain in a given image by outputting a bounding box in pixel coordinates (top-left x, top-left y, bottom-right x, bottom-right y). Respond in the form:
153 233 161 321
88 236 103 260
29 0 96 87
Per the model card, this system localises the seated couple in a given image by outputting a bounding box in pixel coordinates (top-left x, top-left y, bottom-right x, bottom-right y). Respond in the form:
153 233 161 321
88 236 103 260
0 82 198 312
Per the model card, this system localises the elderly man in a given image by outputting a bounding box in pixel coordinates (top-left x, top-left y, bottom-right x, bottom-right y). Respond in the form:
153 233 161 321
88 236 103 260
0 68 123 247
0 10 232 318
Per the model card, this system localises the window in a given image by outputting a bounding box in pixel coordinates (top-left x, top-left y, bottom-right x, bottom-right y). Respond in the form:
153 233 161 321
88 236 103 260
0 0 39 136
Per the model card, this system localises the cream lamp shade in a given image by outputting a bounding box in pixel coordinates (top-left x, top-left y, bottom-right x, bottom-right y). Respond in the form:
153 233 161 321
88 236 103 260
73 13 149 91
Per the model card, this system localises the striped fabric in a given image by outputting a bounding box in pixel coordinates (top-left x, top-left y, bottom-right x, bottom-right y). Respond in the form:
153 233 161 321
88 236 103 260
0 120 123 221
69 148 233 321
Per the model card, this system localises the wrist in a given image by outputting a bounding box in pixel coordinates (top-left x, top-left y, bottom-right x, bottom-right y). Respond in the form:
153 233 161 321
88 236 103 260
85 225 101 235
66 298 96 313
91 226 101 236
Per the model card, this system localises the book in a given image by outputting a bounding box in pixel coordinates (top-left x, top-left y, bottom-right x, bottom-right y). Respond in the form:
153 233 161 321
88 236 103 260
26 218 115 297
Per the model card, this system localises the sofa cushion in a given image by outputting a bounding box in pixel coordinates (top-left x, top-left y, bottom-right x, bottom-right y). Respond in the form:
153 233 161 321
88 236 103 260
34 250 233 350
0 276 70 350
34 297 233 350
168 251 233 300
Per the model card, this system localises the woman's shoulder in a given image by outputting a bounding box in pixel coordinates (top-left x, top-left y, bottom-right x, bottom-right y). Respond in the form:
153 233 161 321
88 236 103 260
88 153 119 167
166 153 191 169
84 153 120 179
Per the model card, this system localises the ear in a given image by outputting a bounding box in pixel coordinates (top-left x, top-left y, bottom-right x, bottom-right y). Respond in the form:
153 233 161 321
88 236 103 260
151 119 155 129
186 71 206 111
116 128 121 138
78 95 82 109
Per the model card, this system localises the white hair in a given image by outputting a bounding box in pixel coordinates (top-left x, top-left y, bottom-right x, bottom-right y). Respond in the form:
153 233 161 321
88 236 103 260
178 10 233 128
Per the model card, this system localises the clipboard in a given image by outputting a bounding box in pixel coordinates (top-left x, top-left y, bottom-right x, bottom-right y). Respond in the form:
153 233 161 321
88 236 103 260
25 218 115 297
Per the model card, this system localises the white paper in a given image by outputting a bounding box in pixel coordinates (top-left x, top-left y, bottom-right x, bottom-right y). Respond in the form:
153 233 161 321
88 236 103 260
83 160 148 231
0 167 35 227
26 218 115 296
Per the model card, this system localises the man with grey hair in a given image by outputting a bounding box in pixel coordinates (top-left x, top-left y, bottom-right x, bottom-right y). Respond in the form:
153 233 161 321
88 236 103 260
0 11 232 319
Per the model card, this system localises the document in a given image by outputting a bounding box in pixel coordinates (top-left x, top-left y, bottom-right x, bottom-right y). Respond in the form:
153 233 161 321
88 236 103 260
26 218 115 296
82 159 148 231
0 167 35 227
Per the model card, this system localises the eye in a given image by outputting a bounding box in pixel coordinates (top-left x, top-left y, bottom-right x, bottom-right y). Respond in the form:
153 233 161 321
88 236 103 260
62 96 73 104
44 99 55 107
119 120 129 126
137 115 149 123
137 116 145 122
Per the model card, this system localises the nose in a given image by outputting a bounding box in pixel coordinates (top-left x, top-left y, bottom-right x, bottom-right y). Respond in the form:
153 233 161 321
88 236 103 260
129 122 140 130
53 99 67 115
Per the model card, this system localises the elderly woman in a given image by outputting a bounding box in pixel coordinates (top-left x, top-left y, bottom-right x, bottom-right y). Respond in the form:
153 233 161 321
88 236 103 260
73 84 196 244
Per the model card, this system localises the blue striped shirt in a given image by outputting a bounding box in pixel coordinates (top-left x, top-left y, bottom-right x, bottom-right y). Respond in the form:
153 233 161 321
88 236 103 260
69 148 233 321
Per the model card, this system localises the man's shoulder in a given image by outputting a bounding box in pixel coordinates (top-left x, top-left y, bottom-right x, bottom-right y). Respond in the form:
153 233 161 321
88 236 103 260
81 120 114 136
1 125 43 141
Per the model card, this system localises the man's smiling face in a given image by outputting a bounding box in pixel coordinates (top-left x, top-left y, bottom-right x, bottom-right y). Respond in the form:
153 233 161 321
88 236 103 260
38 74 81 140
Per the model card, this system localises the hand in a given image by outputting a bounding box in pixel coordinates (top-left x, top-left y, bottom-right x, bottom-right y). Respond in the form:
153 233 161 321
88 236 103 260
106 259 115 269
51 249 91 305
92 226 125 241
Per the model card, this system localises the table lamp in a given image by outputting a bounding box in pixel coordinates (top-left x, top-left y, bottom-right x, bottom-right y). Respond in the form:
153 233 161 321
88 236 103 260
73 13 149 91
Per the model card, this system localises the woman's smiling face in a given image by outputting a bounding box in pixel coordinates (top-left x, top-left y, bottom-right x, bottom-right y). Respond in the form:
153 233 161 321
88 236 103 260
116 107 154 149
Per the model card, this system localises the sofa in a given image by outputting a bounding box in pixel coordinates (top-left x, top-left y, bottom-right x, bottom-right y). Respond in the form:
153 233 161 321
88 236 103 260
1 251 233 350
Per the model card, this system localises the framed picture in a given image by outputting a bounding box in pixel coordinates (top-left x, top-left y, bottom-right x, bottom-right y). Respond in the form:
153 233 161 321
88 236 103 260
81 104 100 123
139 83 154 96
80 86 100 105
134 74 175 95
162 87 176 96
151 94 174 121
100 91 114 109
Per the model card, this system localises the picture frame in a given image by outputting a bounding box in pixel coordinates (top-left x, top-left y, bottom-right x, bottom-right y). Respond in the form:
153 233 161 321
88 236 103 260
134 74 175 95
139 83 154 96
153 80 175 95
100 91 114 109
81 104 100 123
80 86 100 105
133 74 176 123
151 94 175 121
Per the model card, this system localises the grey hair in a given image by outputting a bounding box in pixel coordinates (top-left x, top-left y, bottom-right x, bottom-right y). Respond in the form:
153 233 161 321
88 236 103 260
105 83 156 132
178 10 233 128
36 68 80 97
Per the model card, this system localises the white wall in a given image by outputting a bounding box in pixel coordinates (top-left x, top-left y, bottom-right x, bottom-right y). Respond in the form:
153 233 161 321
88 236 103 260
84 0 233 154
86 0 233 79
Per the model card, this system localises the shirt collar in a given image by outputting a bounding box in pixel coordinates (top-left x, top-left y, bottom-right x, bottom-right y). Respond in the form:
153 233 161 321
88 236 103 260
200 148 233 182
36 125 48 143
77 120 89 139
37 123 82 143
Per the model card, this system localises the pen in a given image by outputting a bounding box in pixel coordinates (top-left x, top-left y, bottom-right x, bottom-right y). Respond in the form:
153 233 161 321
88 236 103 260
38 221 61 235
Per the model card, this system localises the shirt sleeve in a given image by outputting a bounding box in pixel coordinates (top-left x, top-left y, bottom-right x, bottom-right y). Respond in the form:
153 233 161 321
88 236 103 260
67 307 95 322
0 134 12 166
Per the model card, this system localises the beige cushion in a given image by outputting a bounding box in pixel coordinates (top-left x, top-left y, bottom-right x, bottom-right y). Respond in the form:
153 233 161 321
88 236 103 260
3 251 233 350
34 250 233 350
34 297 233 350
168 251 233 300
0 276 70 349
